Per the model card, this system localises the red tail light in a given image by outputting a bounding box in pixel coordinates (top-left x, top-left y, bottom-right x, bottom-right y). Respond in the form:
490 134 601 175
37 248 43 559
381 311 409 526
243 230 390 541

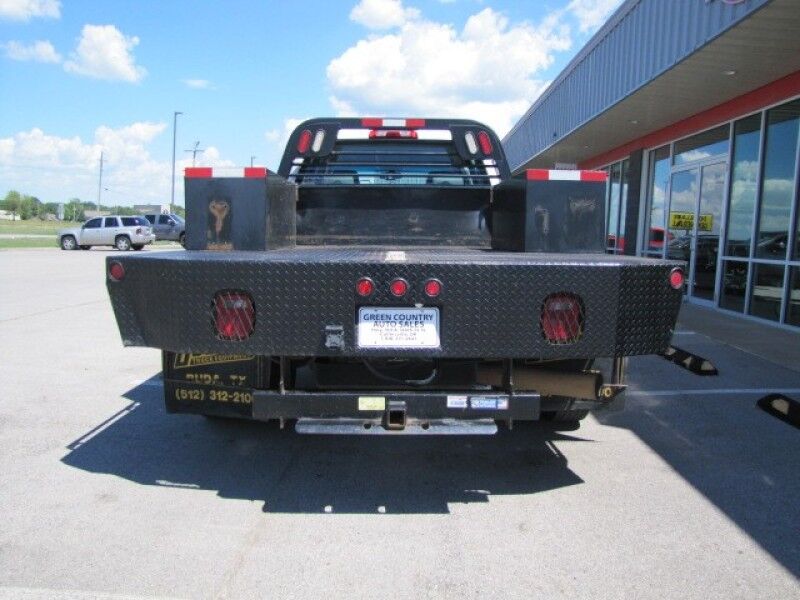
108 261 125 281
669 267 685 290
424 279 442 298
390 278 408 297
541 293 584 344
213 291 255 340
477 130 493 155
356 277 374 297
297 129 312 153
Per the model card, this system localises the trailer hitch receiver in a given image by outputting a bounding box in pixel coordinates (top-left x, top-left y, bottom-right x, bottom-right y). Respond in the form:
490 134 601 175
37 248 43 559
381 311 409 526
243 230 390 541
385 400 407 430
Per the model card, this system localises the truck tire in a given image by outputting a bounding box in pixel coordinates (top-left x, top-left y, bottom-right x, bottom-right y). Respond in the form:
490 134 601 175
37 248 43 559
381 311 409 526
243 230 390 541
179 232 185 247
115 235 132 251
60 235 77 250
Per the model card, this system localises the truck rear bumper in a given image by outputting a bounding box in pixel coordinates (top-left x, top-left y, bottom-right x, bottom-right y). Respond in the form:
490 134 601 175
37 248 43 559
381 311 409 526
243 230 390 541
108 247 683 359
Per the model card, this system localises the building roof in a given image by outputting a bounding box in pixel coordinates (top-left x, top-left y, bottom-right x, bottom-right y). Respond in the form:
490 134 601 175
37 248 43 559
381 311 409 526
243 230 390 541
501 0 800 171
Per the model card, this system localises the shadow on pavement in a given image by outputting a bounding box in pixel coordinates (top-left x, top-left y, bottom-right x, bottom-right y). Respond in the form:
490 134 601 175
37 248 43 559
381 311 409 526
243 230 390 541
62 375 586 514
599 351 800 579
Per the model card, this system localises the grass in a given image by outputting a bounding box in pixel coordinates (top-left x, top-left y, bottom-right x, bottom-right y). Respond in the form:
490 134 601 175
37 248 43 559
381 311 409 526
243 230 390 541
0 237 57 249
0 220 67 235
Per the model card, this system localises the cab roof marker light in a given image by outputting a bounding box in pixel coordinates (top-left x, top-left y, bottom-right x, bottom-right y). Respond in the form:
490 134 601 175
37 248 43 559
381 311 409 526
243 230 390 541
311 129 325 153
464 131 478 154
369 129 418 139
360 118 426 129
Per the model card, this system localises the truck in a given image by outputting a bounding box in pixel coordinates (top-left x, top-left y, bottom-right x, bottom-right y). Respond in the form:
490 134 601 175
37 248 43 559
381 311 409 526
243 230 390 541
106 118 685 435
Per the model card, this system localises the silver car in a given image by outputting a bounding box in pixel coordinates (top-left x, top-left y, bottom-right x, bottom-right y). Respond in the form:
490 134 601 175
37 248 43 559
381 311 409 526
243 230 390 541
58 215 156 251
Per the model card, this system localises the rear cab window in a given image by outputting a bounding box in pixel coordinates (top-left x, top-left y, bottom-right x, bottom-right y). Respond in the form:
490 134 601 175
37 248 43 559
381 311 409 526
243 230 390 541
293 137 495 188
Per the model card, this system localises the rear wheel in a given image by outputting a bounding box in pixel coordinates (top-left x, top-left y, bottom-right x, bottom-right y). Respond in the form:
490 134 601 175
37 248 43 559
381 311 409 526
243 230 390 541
60 235 77 250
132 244 144 251
115 235 132 251
179 232 186 247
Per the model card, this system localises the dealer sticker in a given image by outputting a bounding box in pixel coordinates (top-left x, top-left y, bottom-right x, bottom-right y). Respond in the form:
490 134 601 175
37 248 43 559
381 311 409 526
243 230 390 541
358 396 386 411
357 307 440 348
447 395 468 409
470 396 509 410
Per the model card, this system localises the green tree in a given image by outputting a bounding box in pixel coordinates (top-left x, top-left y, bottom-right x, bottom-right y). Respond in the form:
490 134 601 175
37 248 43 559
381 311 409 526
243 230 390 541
2 190 22 220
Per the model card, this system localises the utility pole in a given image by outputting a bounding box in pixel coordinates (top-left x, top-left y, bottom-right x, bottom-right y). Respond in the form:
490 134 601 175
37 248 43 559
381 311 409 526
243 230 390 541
96 151 104 218
171 111 183 210
185 141 205 167
250 155 256 167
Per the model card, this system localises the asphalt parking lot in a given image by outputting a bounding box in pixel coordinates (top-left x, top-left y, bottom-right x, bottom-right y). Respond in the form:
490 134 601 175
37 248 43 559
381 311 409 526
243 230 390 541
1 248 799 599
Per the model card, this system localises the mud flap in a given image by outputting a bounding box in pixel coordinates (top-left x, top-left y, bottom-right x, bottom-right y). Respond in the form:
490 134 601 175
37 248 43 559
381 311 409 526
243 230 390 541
162 351 267 419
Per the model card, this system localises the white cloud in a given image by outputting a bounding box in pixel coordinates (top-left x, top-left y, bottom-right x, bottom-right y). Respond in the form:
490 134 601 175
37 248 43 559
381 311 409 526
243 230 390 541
266 117 309 149
350 0 420 30
2 40 61 63
64 24 146 83
0 122 234 204
182 78 213 90
0 0 60 21
567 0 622 33
327 5 570 136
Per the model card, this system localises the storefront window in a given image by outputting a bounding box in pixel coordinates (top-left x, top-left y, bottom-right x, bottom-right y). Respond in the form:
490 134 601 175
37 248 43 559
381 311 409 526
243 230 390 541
748 263 785 322
673 125 729 166
719 260 748 313
645 146 670 257
788 268 800 327
725 115 761 257
606 162 621 252
755 99 800 260
618 159 629 254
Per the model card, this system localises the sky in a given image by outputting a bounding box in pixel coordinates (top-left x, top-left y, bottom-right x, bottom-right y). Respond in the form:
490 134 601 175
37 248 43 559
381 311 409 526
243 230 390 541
0 0 622 207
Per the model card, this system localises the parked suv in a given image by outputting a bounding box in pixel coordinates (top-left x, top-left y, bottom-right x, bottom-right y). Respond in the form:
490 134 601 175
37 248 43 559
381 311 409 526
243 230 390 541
58 216 156 251
144 213 186 246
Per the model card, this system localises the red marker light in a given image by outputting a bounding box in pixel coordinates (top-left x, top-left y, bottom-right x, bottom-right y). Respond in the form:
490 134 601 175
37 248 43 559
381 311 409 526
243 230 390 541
669 267 685 290
296 129 312 153
108 261 125 281
390 278 408 297
356 277 374 297
424 279 442 297
477 130 493 155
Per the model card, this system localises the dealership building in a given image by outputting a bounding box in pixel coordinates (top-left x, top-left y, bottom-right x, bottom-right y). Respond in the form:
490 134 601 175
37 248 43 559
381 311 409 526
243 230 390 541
503 0 800 329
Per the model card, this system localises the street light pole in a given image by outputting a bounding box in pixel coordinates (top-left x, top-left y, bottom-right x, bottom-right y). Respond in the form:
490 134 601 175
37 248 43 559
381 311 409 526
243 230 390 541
171 111 183 212
96 151 104 217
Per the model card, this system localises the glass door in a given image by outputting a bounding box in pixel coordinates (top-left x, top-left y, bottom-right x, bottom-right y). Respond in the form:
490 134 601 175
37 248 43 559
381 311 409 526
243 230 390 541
692 162 726 301
666 161 727 302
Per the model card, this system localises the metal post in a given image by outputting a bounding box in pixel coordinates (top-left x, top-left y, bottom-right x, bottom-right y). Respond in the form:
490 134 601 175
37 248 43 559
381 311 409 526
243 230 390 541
250 155 256 167
96 151 104 216
171 111 183 209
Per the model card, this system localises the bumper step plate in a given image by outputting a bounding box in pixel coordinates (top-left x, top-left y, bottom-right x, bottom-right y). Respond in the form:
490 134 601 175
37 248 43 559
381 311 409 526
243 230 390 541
295 418 498 435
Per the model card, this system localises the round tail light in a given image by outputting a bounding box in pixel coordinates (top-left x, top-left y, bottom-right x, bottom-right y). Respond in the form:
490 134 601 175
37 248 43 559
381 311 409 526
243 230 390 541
424 279 442 298
108 261 125 281
390 278 408 297
356 277 374 297
669 267 685 290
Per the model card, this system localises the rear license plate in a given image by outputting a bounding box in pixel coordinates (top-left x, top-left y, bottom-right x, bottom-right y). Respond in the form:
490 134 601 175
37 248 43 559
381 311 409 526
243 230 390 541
357 307 440 348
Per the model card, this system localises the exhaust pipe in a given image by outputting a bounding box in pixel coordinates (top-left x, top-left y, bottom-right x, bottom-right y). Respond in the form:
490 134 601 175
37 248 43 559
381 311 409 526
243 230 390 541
477 364 602 400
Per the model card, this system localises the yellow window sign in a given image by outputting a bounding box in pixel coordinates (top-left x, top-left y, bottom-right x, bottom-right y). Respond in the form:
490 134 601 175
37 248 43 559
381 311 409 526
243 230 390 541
669 212 713 232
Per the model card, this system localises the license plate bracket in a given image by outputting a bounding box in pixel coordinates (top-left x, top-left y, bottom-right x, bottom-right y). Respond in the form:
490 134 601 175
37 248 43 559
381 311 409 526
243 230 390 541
357 307 440 349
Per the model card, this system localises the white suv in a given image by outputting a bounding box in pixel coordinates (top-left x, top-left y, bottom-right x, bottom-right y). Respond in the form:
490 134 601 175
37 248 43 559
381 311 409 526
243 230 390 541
58 216 156 251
